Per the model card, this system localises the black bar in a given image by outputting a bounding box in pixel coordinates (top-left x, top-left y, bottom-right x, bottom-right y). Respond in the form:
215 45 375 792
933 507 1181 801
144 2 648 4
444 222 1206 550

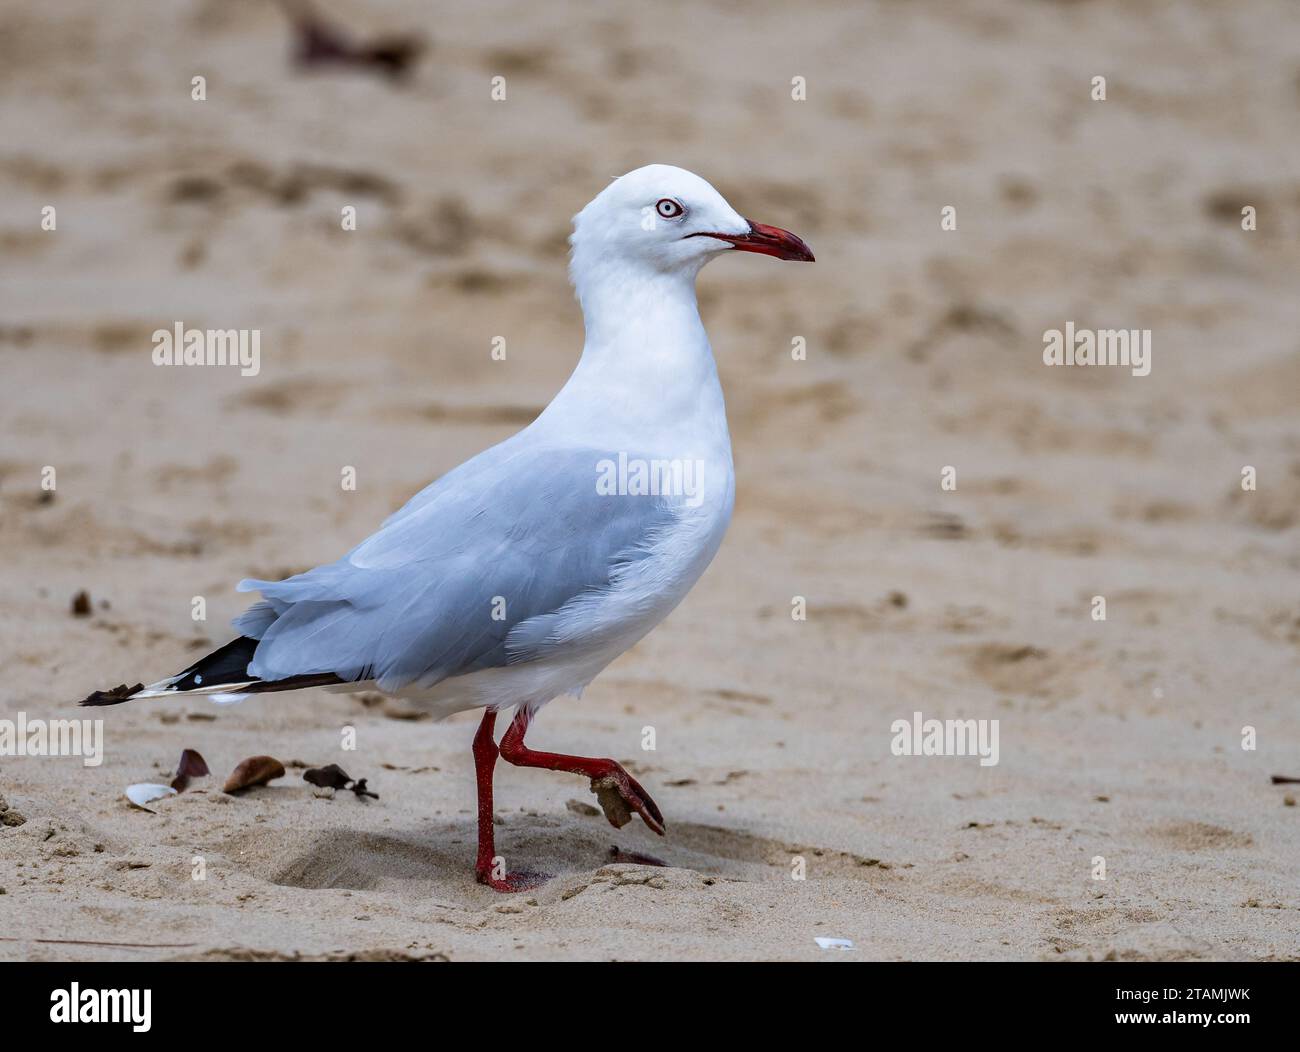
1 961 1294 1038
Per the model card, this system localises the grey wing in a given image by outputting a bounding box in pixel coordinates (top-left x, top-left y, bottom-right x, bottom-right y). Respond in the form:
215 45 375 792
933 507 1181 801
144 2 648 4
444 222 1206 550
232 445 678 693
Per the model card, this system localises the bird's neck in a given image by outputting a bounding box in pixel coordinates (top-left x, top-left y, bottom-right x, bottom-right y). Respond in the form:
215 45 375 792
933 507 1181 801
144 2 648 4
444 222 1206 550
548 262 729 450
575 260 705 352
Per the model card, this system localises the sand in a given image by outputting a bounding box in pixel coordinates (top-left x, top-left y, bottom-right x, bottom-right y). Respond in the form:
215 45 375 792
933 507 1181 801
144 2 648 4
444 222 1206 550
1 0 1298 961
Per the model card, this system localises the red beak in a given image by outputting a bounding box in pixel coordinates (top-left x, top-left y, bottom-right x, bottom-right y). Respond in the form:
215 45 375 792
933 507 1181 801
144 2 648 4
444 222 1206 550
689 219 815 262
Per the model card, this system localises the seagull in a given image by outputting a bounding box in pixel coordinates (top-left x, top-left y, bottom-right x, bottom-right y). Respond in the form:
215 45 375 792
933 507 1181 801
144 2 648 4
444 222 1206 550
82 164 814 891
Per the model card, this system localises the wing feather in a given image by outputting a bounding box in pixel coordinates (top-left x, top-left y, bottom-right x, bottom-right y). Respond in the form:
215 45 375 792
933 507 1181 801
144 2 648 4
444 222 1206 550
234 445 677 693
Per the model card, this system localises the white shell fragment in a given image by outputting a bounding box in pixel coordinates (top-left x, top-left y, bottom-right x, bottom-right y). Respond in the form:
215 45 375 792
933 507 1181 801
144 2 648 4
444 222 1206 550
125 783 178 813
814 937 854 950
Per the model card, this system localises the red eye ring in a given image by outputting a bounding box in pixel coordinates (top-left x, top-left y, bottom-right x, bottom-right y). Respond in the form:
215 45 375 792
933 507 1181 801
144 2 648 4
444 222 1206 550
655 198 685 219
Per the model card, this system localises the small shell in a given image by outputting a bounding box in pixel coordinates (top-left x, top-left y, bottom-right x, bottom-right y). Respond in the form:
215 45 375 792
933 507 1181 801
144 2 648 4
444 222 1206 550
125 783 178 813
303 764 352 790
223 756 286 794
170 748 210 792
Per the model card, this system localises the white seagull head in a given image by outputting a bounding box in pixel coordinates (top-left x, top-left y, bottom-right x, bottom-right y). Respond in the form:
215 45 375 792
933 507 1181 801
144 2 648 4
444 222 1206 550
569 164 814 288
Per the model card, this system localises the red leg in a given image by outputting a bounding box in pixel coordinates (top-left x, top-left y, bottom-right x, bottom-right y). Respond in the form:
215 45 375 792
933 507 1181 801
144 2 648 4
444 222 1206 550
499 707 665 835
472 709 499 882
472 708 548 893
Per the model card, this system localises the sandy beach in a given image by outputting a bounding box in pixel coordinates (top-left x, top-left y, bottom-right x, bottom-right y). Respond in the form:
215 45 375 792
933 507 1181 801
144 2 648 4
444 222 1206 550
1 0 1299 961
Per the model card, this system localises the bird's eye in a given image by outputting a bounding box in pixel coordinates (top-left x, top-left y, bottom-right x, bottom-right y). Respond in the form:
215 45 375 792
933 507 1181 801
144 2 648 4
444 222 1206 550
655 198 685 219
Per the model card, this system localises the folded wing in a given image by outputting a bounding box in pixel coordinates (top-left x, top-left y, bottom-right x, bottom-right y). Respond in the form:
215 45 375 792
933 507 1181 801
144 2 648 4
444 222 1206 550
234 445 678 694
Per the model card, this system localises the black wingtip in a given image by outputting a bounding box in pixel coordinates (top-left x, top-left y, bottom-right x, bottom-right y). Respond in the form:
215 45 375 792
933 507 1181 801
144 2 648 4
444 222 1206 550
80 682 144 707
